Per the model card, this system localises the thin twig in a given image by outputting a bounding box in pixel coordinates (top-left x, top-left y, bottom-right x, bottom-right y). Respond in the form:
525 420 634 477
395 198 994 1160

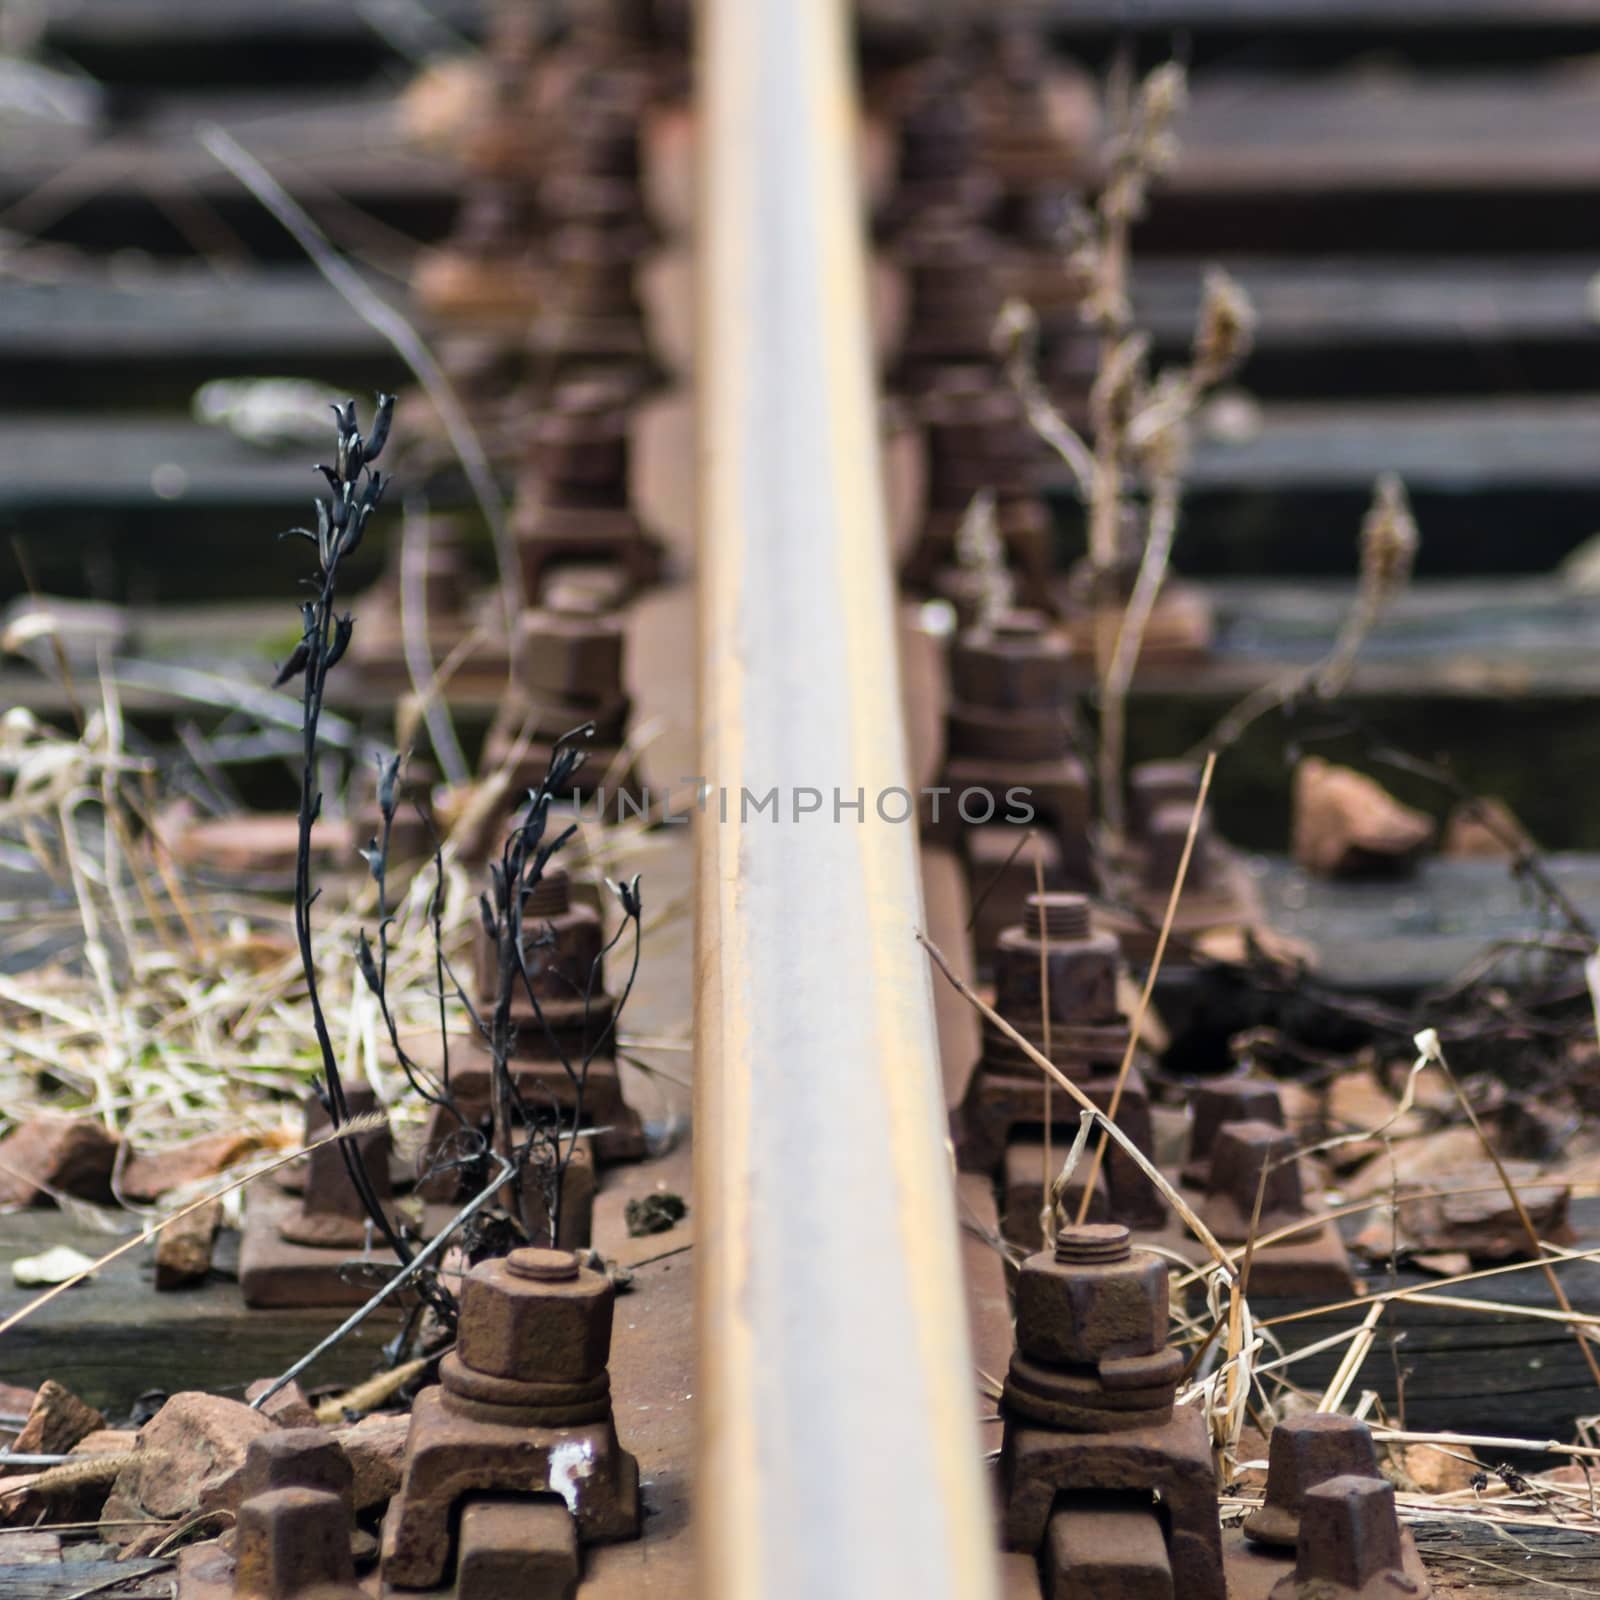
196 123 519 679
1073 749 1216 1221
250 1156 512 1411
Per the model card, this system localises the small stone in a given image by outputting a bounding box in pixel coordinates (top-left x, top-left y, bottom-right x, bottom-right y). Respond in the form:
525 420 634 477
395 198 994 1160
121 1132 261 1203
1443 798 1528 861
1344 1128 1488 1200
1401 1441 1480 1495
245 1379 319 1431
101 1393 275 1544
1291 757 1433 879
332 1413 409 1512
154 1201 221 1290
0 1116 118 1208
3 1382 104 1468
11 1245 97 1287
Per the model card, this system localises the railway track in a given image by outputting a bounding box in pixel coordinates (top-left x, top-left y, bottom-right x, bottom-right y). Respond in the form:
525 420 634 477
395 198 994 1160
3 2 1600 1595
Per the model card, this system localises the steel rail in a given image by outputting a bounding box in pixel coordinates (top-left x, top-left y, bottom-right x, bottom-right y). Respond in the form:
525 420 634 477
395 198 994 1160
694 3 998 1596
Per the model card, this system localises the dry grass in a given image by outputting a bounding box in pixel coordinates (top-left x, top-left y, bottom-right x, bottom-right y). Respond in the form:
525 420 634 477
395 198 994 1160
0 679 681 1197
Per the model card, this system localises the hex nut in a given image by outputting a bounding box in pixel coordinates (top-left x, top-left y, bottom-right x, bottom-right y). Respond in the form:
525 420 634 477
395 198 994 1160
950 611 1072 710
234 1487 355 1599
1014 1244 1167 1368
994 922 1120 1025
517 609 625 702
456 1250 615 1385
239 1429 353 1520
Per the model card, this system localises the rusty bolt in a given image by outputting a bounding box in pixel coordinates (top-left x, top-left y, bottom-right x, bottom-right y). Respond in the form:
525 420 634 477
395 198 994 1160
1142 802 1215 895
896 60 978 184
453 181 535 257
994 893 1121 1028
898 218 1007 352
1200 1120 1306 1242
1245 1413 1382 1549
946 701 1074 763
240 1430 354 1523
1042 1503 1173 1600
472 867 605 1005
454 1499 579 1600
456 1247 615 1386
278 1088 393 1250
1014 1224 1167 1370
1292 1475 1407 1593
234 1488 358 1600
515 607 626 702
1185 1081 1285 1182
1130 761 1204 835
950 611 1072 711
547 222 648 321
920 375 1037 507
527 378 632 493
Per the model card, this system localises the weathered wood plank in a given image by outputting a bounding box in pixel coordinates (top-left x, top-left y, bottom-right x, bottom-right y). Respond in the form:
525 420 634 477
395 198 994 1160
1104 577 1600 701
9 256 1591 383
868 0 1600 29
0 92 459 249
1124 399 1600 496
0 1560 171 1599
1250 853 1600 996
37 0 483 52
1133 256 1600 350
0 416 347 512
1411 1521 1600 1596
0 266 394 367
1171 72 1600 193
1040 398 1600 575
1255 1206 1600 1443
0 1211 402 1414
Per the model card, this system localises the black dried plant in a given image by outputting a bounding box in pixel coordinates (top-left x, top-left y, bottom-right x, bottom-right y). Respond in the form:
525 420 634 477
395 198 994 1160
278 394 443 1303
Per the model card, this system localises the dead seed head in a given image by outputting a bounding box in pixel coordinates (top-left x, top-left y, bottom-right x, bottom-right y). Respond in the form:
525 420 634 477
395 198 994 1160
1360 472 1420 603
1192 268 1256 386
954 488 1014 627
1139 61 1189 131
992 296 1039 366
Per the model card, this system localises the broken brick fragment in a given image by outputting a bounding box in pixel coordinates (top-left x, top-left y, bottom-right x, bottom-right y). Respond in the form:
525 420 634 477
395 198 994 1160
331 1413 409 1512
245 1379 319 1431
101 1392 275 1544
1 1381 104 1469
154 1200 221 1290
121 1131 261 1203
1291 757 1433 879
0 1116 118 1208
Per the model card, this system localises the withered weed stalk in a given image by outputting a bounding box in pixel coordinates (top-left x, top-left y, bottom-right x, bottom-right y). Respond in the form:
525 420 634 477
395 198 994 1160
448 738 644 1249
279 393 424 1291
997 55 1254 843
283 402 644 1336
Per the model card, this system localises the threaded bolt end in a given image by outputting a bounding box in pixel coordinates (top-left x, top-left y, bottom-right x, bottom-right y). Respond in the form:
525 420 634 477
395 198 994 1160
1027 892 1090 942
508 1247 580 1282
1055 1223 1131 1265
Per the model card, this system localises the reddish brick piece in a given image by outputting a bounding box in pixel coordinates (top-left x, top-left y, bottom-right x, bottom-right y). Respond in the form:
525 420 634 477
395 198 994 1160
1 1381 103 1467
0 1115 118 1207
245 1380 320 1431
154 1199 221 1290
121 1131 260 1203
102 1393 275 1543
